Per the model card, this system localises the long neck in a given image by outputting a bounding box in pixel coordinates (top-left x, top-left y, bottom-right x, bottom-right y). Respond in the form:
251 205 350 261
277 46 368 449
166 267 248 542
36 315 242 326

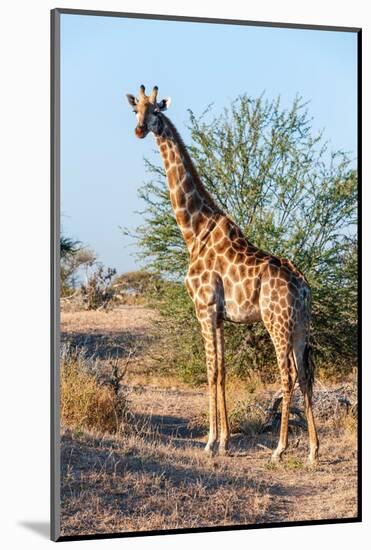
155 113 223 252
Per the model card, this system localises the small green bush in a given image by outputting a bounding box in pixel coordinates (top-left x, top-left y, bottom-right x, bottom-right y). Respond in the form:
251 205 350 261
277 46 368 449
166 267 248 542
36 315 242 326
129 93 358 383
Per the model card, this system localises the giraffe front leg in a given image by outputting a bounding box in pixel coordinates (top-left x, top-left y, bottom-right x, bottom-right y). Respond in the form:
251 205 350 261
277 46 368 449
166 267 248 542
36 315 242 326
199 314 218 456
216 322 230 455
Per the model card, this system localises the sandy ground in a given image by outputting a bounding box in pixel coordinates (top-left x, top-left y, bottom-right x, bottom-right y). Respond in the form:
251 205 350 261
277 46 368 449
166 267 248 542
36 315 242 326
60 305 358 537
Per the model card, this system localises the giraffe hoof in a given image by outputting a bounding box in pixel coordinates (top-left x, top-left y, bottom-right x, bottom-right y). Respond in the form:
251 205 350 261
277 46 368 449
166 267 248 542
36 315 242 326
306 455 319 469
270 451 283 464
204 442 217 456
218 445 230 457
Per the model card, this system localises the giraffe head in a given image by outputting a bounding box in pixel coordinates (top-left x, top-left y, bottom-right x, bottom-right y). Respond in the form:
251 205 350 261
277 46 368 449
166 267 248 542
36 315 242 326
126 85 171 139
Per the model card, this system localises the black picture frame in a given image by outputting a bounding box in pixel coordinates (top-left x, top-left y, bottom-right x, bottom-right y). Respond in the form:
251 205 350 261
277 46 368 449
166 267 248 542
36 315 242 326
51 8 362 542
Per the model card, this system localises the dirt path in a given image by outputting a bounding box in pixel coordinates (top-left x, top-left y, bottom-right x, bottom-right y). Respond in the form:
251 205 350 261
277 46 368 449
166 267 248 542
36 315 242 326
60 305 358 536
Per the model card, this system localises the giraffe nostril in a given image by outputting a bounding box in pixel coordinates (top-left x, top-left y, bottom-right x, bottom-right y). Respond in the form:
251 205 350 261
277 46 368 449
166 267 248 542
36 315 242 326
135 126 146 138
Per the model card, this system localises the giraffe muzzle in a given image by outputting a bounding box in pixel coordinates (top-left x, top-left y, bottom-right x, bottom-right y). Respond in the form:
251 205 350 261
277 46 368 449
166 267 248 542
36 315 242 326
135 124 148 139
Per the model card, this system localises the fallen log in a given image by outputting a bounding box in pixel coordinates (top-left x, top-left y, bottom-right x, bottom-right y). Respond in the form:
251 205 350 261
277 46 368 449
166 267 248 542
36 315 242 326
259 384 357 434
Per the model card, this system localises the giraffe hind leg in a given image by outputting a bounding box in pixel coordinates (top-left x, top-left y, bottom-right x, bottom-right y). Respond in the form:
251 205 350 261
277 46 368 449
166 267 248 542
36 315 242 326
271 349 297 463
293 341 319 465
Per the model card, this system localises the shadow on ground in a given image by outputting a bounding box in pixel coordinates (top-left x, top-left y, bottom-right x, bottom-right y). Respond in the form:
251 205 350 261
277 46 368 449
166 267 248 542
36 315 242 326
61 330 153 359
60 427 287 526
130 411 207 440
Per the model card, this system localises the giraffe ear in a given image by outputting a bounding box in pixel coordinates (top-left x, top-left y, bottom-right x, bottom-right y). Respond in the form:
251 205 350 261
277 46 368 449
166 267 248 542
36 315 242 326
126 94 138 107
157 97 172 111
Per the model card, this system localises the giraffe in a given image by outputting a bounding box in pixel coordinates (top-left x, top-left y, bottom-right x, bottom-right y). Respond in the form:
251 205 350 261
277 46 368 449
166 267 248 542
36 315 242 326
125 85 319 464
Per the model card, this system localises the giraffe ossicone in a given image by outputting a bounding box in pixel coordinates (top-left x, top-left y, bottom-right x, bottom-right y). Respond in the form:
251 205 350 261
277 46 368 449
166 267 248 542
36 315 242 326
125 85 319 464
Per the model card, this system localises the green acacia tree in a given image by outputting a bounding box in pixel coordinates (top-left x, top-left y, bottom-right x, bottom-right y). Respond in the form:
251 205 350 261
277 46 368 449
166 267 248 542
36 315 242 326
130 94 357 382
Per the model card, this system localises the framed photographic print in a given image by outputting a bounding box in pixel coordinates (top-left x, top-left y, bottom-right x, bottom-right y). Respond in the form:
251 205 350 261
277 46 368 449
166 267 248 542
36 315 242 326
51 8 361 542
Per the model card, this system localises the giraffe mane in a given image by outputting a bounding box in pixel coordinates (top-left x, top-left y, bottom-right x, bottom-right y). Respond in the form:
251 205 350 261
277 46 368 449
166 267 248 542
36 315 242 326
159 113 223 213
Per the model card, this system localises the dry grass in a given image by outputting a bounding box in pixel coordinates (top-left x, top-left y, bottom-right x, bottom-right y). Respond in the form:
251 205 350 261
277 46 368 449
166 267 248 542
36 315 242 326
61 304 158 334
60 427 272 536
61 361 116 433
60 347 130 434
60 401 358 537
60 304 358 537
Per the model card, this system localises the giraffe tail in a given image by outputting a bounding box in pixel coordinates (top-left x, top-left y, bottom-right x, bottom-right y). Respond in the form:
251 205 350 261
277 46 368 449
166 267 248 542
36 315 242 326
303 343 315 397
300 285 315 396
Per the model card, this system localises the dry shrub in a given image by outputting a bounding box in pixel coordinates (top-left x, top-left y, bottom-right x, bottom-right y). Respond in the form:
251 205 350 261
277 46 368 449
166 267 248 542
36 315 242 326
340 412 357 436
328 400 358 437
228 395 266 436
60 348 128 434
61 362 117 433
80 265 117 310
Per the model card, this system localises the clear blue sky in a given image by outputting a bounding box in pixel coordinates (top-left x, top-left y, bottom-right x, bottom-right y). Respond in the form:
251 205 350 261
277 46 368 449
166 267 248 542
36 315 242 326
60 14 357 274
